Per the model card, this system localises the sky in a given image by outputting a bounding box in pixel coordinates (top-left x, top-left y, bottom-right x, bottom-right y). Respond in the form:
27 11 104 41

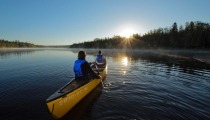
0 0 210 46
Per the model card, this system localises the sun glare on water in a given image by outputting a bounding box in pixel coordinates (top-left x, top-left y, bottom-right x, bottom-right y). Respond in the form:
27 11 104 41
122 57 128 66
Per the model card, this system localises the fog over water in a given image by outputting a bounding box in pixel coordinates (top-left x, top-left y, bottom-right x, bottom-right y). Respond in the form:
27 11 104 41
0 48 210 120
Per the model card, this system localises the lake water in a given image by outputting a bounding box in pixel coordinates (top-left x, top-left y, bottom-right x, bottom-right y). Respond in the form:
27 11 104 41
0 48 210 120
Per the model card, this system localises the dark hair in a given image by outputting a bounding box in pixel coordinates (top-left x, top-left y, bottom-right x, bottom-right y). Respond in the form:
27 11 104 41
78 51 86 60
98 50 102 54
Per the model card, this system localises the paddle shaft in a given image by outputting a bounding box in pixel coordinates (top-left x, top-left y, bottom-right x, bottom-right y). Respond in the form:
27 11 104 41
95 64 105 88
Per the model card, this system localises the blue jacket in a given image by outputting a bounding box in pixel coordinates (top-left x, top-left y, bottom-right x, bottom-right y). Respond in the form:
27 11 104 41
96 54 103 63
73 59 100 85
73 60 86 77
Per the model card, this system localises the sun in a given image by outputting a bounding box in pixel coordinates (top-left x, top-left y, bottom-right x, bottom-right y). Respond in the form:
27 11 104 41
120 28 135 38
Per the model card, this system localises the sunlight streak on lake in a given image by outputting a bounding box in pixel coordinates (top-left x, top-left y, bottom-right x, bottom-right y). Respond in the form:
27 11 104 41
122 57 128 66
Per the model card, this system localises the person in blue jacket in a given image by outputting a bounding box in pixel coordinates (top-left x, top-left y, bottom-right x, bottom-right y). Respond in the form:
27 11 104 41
73 51 101 85
96 50 103 64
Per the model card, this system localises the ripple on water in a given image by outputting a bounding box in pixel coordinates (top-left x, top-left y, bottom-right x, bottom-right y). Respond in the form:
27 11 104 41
96 56 210 119
1 49 210 119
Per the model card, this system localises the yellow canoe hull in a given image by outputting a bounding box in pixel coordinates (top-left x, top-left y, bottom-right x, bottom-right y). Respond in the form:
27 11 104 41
46 64 107 119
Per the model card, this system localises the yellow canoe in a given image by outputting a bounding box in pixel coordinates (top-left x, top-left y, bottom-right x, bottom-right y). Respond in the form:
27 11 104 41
46 61 107 119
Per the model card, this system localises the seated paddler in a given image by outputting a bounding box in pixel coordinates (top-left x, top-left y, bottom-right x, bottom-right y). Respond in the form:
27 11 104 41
73 51 101 85
95 50 104 65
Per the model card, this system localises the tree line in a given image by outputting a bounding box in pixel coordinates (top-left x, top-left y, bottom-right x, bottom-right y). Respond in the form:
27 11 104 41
0 39 43 47
69 21 210 49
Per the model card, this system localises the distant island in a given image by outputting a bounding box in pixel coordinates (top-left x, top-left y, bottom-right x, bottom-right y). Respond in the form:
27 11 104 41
0 39 43 48
70 21 210 49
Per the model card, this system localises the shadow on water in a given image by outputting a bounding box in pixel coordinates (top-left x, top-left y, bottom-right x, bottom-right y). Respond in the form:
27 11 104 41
60 83 104 120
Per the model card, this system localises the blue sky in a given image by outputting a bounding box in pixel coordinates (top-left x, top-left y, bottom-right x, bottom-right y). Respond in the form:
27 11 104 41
1 0 210 45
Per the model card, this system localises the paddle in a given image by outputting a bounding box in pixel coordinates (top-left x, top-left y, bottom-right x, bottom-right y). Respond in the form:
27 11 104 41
95 64 105 88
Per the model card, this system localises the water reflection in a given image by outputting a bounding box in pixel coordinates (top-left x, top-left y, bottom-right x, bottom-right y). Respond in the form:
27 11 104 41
78 49 210 71
60 82 103 120
122 57 128 66
0 48 42 59
0 48 209 119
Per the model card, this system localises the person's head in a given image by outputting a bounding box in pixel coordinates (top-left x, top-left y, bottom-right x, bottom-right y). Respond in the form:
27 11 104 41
98 50 102 54
78 51 86 60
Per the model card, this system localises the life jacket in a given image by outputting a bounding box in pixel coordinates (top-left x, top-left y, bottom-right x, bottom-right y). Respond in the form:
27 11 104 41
96 54 103 63
73 60 86 77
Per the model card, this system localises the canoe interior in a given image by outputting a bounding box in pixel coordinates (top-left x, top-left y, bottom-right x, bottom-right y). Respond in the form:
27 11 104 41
59 63 106 93
46 59 107 119
46 59 107 103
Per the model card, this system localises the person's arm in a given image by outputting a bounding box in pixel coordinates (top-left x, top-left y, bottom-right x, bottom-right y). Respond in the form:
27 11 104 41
84 62 100 79
88 61 96 65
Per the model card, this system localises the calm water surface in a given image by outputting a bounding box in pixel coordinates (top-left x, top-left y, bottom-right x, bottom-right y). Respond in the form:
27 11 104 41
0 48 210 120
